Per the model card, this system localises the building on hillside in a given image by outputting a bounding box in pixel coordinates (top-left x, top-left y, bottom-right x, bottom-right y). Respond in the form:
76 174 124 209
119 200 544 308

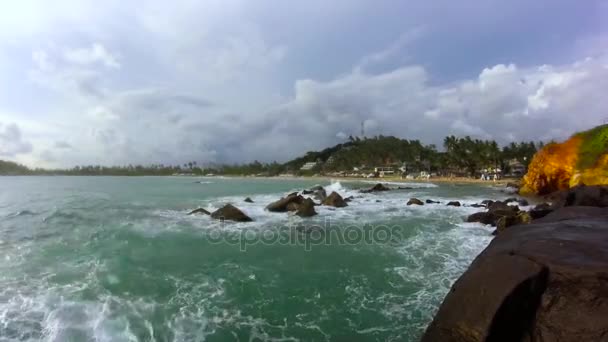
300 162 318 171
374 166 395 177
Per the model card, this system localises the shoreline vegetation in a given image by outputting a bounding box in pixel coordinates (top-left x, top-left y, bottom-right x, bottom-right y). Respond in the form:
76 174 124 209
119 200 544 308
1 134 540 181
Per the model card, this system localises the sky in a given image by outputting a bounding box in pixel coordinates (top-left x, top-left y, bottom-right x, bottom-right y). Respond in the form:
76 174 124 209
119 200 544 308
0 0 607 168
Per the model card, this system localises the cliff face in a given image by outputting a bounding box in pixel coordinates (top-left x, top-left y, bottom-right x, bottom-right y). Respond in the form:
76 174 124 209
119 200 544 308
521 125 608 195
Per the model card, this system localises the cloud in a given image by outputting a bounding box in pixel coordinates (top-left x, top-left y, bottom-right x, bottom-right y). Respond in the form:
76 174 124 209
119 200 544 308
1 0 607 168
0 123 33 157
64 43 120 69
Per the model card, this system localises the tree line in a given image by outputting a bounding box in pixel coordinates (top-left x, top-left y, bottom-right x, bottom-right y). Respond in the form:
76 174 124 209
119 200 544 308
0 135 544 177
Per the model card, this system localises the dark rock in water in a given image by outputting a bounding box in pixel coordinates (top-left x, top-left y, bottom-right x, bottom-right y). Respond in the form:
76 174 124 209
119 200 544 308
529 203 553 220
503 197 518 204
188 208 210 215
517 198 529 206
446 201 461 207
310 185 324 191
426 199 440 204
210 204 253 222
469 204 486 208
287 192 299 197
407 198 424 206
266 194 304 212
361 183 391 193
286 202 300 212
506 181 521 189
344 196 354 203
529 208 553 220
244 197 254 203
322 192 348 207
296 198 317 217
488 201 518 213
313 188 327 202
496 212 531 234
398 186 414 190
302 189 313 195
481 200 495 208
376 200 382 203
563 185 608 207
466 212 496 225
422 207 608 342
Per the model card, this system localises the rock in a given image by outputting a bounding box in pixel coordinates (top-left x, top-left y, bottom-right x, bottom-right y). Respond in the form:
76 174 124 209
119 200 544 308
506 182 521 189
481 200 495 208
361 183 391 193
563 185 608 207
504 197 518 204
496 212 532 233
426 199 440 204
469 204 486 208
446 201 461 207
422 207 608 342
322 192 348 207
302 189 313 195
528 203 554 220
295 198 317 217
529 208 553 220
534 206 608 223
244 197 254 203
286 202 300 212
313 188 327 202
376 200 381 203
210 204 253 222
517 198 529 206
407 198 424 206
488 201 519 213
188 208 210 215
287 192 299 197
344 196 354 203
398 186 414 190
466 212 496 225
266 194 304 212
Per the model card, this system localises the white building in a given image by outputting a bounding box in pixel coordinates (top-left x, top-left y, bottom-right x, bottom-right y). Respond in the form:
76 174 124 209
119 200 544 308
300 162 318 171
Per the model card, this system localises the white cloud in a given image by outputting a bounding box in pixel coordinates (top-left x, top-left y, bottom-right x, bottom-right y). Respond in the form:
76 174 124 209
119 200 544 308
64 43 120 68
0 123 33 157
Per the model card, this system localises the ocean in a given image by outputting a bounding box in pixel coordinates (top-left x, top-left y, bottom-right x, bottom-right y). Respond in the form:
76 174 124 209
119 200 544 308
0 176 509 341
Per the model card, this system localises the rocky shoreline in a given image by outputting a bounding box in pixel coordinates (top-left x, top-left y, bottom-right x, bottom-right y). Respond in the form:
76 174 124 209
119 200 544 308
422 185 608 341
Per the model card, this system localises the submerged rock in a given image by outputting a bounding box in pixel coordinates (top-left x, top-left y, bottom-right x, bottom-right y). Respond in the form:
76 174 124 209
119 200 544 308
407 198 424 206
426 199 440 204
322 191 348 207
446 201 461 207
188 208 210 215
361 183 391 193
422 207 608 342
244 197 254 203
210 204 253 222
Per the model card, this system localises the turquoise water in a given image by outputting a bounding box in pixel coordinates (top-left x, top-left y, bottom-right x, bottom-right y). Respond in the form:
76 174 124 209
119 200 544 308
0 176 506 341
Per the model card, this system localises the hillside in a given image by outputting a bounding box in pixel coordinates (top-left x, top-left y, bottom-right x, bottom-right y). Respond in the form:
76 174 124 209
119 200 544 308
0 160 30 175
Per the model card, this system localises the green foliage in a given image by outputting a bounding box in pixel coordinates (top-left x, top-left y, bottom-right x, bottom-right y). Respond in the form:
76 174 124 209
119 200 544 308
574 124 608 169
0 160 30 175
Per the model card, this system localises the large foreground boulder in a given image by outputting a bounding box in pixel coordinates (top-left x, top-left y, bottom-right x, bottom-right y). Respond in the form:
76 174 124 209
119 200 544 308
422 207 608 342
210 204 253 222
322 191 348 207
